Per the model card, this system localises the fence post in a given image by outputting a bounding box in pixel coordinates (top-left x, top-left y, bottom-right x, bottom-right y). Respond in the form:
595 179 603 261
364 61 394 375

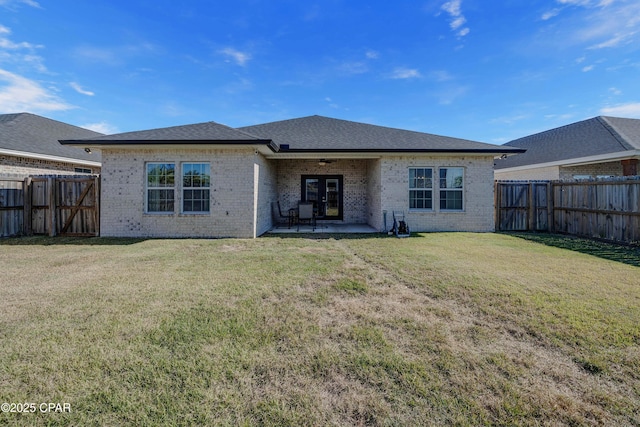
494 181 500 231
95 176 100 237
47 177 56 237
23 177 32 235
547 182 556 233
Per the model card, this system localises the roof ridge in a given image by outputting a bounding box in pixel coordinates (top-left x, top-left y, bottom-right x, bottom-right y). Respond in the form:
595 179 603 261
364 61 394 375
598 116 638 150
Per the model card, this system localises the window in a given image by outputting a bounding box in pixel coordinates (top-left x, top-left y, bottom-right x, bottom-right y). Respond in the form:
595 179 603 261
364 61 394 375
74 167 92 174
182 163 210 213
146 163 175 213
409 168 433 210
439 168 463 210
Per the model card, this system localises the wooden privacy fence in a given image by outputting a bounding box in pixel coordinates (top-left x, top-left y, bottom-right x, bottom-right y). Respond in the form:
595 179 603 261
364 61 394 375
0 176 99 237
496 177 640 245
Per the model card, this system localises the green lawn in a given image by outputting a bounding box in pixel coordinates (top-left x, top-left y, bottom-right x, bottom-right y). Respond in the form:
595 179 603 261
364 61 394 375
0 233 639 426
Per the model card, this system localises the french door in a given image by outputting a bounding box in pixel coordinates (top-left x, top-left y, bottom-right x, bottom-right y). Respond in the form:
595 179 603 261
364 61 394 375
301 175 343 220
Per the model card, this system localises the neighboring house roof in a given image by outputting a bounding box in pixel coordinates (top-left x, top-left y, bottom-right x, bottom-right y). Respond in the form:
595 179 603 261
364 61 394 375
61 115 523 156
495 116 640 170
61 120 278 153
240 115 524 154
0 112 103 165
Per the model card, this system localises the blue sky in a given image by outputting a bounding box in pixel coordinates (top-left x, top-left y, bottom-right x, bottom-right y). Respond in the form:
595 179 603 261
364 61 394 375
1 0 639 144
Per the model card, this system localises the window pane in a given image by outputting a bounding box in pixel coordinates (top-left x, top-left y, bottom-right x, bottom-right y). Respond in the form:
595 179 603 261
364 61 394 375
148 189 174 212
147 164 175 212
409 189 432 210
440 168 463 189
183 163 210 189
409 168 432 189
440 190 463 210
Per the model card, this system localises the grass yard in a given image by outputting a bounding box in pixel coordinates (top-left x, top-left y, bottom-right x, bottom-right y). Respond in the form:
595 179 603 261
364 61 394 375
0 232 639 426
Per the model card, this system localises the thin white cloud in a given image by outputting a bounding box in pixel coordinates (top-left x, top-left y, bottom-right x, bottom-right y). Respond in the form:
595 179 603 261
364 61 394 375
0 0 41 8
609 87 622 95
0 68 72 112
0 25 41 50
429 70 454 82
542 8 561 20
435 85 468 105
365 50 379 59
582 65 594 71
441 0 470 38
69 82 94 96
80 121 118 134
542 0 640 49
339 61 368 75
390 67 421 79
219 47 251 66
600 102 640 118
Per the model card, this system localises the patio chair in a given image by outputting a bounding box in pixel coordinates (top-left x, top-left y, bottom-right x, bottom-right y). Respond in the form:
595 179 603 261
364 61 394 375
297 201 316 231
272 201 294 228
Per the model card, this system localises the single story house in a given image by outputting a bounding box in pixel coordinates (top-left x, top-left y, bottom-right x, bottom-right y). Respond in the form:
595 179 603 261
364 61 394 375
494 116 640 180
61 115 523 238
0 113 102 179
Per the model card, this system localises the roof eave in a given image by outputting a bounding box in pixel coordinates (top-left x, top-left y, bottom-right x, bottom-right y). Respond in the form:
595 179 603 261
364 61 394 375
0 147 101 167
60 139 279 152
276 148 526 154
495 149 640 172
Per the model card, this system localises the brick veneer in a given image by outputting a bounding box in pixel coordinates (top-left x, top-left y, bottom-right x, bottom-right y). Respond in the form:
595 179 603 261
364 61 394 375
100 150 497 238
0 154 99 179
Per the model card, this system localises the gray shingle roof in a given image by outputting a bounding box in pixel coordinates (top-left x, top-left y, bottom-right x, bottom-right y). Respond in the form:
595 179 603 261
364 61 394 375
0 113 102 162
240 115 523 153
63 120 270 145
495 116 640 169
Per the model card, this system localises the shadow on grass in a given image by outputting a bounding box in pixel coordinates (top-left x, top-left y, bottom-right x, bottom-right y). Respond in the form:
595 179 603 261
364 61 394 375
0 236 147 246
506 232 640 268
262 232 426 240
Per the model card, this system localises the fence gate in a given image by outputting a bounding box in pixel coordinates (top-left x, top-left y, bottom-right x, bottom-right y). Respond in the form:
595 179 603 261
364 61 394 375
495 181 551 232
1 176 99 237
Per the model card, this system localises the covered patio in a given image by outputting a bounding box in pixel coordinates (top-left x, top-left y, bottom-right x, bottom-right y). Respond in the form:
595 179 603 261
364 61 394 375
268 223 378 234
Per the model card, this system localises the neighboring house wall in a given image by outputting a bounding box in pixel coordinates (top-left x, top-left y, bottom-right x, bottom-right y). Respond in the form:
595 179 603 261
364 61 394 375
380 155 496 232
494 165 560 181
275 159 369 224
100 148 257 238
559 161 623 179
495 161 626 181
0 154 100 179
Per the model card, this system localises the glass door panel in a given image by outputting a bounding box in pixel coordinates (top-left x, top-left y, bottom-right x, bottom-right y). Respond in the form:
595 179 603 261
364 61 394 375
325 179 339 217
301 175 343 220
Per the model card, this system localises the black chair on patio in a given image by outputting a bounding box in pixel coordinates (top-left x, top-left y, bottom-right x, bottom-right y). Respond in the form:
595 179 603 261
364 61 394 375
272 201 294 228
297 201 316 231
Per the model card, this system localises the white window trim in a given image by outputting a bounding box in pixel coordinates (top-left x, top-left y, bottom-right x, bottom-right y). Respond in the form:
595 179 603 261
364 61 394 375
145 162 176 214
181 162 211 215
408 167 434 211
438 167 465 212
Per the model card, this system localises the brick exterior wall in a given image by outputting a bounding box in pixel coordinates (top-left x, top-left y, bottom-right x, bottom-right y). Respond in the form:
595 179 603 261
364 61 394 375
100 151 497 238
0 154 100 179
377 155 496 232
100 148 259 238
255 154 277 237
366 159 382 231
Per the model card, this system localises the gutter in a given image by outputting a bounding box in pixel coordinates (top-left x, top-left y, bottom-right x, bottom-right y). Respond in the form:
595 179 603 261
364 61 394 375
0 148 101 167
